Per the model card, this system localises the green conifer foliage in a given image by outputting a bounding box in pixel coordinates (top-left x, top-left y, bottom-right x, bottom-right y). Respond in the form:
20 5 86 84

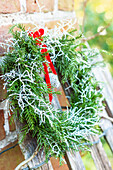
0 24 103 161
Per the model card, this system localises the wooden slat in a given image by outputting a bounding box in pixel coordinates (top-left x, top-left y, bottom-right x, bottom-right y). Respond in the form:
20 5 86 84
99 109 113 152
92 54 113 116
64 151 85 170
89 135 112 170
52 94 86 170
53 79 86 170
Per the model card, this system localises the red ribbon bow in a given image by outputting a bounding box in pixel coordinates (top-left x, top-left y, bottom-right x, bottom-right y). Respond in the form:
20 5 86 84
29 28 57 103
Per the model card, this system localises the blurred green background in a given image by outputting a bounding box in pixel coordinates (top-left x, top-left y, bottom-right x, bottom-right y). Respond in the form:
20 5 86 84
74 0 113 169
74 0 113 75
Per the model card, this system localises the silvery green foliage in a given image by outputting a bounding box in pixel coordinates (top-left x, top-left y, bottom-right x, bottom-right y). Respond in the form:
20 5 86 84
0 23 103 162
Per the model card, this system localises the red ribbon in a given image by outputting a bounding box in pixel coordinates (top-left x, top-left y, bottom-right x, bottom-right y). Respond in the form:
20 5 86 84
29 29 57 103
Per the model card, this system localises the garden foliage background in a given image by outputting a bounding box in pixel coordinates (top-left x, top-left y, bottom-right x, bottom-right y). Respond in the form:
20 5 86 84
75 0 113 75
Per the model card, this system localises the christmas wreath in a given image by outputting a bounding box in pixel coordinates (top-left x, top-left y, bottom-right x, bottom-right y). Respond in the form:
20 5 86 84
0 23 103 161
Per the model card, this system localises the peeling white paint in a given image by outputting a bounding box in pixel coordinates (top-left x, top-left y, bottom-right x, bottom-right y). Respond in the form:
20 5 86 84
0 100 17 149
0 131 17 150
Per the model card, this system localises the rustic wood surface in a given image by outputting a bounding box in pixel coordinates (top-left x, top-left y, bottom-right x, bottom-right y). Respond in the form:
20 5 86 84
92 55 113 116
99 110 113 153
64 151 85 170
54 77 86 170
15 118 53 170
90 135 112 170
